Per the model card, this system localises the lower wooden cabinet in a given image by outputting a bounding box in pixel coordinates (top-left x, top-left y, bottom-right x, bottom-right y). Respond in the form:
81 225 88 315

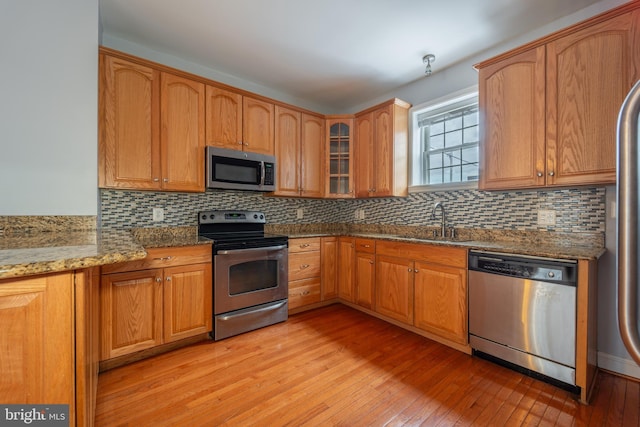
320 237 338 300
354 238 375 309
0 268 100 427
337 237 355 302
375 255 414 324
288 237 322 311
413 261 467 345
100 245 212 360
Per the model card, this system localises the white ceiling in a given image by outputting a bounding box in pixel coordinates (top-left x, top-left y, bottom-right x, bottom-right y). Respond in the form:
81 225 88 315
99 0 605 112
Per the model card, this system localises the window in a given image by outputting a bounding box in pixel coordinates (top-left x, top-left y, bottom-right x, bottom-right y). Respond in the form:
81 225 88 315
410 89 479 190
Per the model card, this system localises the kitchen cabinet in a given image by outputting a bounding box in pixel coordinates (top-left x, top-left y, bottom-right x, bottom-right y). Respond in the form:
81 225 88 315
99 53 205 192
354 238 375 309
325 117 354 198
413 259 467 345
355 99 410 198
205 86 275 156
375 255 414 324
321 237 339 300
337 237 355 302
0 268 100 427
288 237 322 311
100 245 212 360
274 108 324 197
478 7 640 189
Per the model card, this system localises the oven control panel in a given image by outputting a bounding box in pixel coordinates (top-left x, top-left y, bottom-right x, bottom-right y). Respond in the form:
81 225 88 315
199 210 266 224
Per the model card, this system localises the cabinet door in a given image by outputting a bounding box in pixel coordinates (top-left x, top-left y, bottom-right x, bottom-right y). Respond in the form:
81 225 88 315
301 114 325 197
355 112 374 197
0 273 74 408
326 119 354 198
337 237 355 302
100 269 163 360
321 237 338 300
478 46 546 190
160 72 205 192
274 105 302 196
163 263 212 343
355 252 375 309
205 85 243 150
546 10 640 186
414 261 468 344
243 96 274 155
100 55 161 189
372 105 393 197
375 255 414 324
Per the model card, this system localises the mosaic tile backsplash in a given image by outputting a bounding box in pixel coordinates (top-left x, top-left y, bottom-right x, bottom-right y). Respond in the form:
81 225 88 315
100 187 606 234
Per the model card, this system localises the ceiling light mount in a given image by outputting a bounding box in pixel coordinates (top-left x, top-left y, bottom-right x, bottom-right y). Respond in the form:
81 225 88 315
423 54 436 76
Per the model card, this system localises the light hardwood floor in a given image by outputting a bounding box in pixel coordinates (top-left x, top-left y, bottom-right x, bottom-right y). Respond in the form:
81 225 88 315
96 304 639 426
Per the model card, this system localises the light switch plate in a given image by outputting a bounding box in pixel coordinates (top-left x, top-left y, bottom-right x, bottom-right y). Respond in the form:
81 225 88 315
296 208 304 219
152 207 164 222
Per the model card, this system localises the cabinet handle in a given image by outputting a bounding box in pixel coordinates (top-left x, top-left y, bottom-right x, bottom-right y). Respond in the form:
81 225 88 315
153 178 160 182
299 244 310 248
155 277 162 283
152 256 173 261
244 142 249 146
363 244 371 248
300 264 310 269
408 268 413 272
238 141 243 145
166 277 171 282
548 171 555 177
537 172 543 177
414 269 419 273
300 290 310 296
369 260 374 265
163 178 169 182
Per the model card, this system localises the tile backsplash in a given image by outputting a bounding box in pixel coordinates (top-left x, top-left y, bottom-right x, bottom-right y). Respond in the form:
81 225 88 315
100 187 605 234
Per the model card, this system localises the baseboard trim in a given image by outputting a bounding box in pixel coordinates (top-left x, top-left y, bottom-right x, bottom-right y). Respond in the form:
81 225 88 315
598 351 640 380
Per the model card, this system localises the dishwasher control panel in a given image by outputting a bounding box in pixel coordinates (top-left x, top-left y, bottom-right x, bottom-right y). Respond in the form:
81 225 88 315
468 251 577 285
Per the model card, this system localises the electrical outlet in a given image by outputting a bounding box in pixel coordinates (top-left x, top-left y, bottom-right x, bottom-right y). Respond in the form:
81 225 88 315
296 208 304 219
152 207 164 222
359 209 365 220
537 209 556 226
610 201 617 219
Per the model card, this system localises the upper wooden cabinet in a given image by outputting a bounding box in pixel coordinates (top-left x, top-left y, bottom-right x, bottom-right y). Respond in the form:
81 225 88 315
325 117 354 198
205 87 275 156
478 6 640 190
273 108 324 197
355 99 410 198
99 53 205 192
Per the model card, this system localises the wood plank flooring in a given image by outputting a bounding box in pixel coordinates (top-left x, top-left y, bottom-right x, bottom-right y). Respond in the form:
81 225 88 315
95 304 640 426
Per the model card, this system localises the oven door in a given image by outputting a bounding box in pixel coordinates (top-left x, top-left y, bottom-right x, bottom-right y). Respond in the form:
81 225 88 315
214 244 288 314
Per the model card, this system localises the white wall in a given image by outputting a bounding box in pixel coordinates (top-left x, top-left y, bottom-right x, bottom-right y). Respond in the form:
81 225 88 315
0 0 99 215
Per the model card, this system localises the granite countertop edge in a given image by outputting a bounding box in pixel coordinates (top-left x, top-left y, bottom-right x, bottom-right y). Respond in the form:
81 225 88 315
0 228 212 281
287 232 606 261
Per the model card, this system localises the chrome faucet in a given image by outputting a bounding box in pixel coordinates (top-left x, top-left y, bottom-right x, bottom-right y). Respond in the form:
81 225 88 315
431 202 446 238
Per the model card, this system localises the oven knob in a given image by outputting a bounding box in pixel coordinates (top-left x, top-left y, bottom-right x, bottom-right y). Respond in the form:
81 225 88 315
254 214 258 219
548 271 555 278
209 214 215 220
260 214 264 220
201 214 206 221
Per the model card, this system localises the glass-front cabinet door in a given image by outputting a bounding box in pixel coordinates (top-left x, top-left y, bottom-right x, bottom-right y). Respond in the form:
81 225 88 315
326 117 354 198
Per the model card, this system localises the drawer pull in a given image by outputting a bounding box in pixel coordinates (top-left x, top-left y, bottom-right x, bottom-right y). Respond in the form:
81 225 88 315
152 256 173 261
155 277 162 283
300 290 310 296
299 244 310 248
300 264 310 269
363 244 371 248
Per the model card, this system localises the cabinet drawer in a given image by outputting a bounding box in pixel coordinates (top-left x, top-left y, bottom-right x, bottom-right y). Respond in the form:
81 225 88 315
288 251 321 281
355 238 375 253
102 245 212 274
288 277 321 309
376 241 467 268
288 237 321 253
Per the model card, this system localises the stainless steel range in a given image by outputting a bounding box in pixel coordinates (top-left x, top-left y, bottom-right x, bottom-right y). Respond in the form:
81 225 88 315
198 210 288 340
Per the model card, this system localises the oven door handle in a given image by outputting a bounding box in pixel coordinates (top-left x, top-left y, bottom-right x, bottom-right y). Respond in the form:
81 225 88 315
216 245 287 255
218 300 287 321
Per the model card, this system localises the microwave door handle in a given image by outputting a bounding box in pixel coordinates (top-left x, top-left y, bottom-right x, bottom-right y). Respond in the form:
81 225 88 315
260 161 265 187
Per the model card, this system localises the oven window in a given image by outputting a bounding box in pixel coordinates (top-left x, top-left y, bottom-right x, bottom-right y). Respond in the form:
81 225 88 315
228 260 278 295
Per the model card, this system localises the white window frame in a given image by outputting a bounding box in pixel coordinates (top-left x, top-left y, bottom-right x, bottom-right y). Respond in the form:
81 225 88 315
409 86 479 192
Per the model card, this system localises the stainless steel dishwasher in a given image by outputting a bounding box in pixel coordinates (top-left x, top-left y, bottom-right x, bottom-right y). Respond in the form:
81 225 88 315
468 250 578 387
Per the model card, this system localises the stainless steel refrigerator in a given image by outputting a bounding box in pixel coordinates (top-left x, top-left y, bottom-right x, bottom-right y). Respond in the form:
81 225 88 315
617 79 640 365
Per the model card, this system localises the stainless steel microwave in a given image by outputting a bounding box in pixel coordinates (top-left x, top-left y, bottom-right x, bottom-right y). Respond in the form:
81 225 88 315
205 146 276 192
